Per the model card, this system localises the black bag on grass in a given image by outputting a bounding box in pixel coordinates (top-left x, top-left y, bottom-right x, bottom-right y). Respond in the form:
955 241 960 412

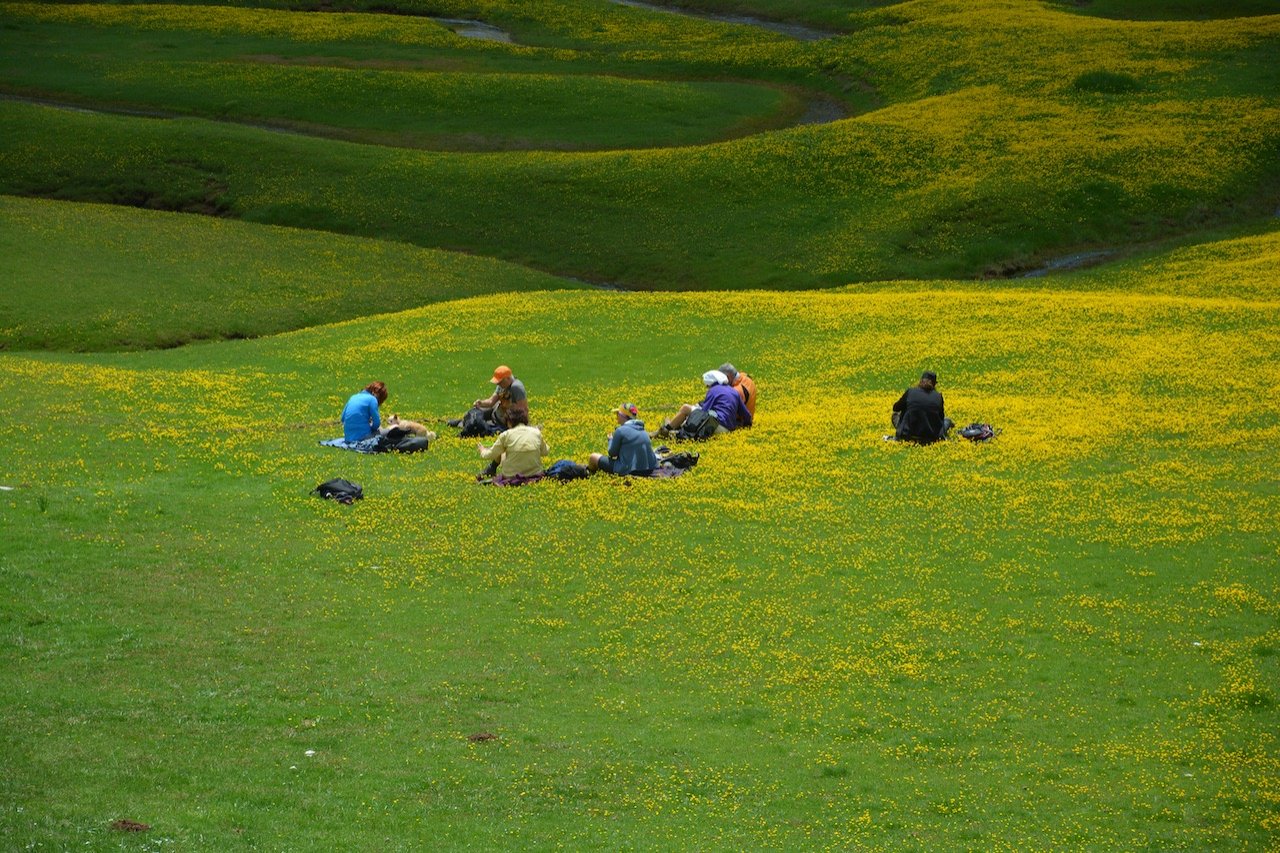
383 427 430 453
675 408 718 441
958 423 996 442
459 407 500 438
312 478 363 504
659 450 700 469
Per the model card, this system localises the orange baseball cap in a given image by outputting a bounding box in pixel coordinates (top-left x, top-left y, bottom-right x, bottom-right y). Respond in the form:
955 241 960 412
491 365 513 383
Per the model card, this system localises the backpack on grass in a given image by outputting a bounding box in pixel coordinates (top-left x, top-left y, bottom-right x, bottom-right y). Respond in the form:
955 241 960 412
312 478 363 504
459 407 501 438
544 459 591 481
958 422 996 442
675 408 718 441
378 427 430 453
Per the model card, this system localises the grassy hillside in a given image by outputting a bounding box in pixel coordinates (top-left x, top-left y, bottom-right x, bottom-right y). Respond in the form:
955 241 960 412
0 196 584 351
2 227 1278 848
0 11 803 151
3 1 1278 848
2 1 1278 290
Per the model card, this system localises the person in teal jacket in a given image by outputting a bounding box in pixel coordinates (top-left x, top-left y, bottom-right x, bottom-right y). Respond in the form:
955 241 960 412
341 381 387 442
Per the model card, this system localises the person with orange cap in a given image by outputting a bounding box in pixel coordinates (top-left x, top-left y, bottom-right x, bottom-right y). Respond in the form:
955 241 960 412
473 365 527 430
449 364 529 437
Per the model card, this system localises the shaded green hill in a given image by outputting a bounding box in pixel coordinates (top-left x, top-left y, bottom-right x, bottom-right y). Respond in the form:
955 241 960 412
3 1 1277 290
0 196 583 351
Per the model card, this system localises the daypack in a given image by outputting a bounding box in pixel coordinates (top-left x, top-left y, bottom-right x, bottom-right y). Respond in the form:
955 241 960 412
544 459 591 481
459 407 499 438
675 408 718 441
659 450 700 469
312 478 363 504
958 422 996 442
378 427 430 453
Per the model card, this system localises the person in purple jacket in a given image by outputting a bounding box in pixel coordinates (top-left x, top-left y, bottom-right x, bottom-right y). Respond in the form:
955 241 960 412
657 370 753 437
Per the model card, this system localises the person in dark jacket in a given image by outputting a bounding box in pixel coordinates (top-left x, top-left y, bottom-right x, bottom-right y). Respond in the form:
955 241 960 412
891 370 952 443
589 403 659 476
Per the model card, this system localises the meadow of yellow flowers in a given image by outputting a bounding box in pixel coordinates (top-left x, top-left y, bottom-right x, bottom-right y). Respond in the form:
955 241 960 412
1 0 1278 847
2 224 1277 847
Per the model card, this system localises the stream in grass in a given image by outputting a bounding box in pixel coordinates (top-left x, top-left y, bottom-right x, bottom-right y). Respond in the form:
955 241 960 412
608 0 839 41
428 18 513 43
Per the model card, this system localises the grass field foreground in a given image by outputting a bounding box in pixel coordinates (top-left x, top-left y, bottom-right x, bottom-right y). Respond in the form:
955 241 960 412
2 226 1278 848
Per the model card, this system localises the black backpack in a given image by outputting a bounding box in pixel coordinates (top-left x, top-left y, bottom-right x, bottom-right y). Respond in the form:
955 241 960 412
379 428 430 453
675 408 718 441
459 407 499 438
958 423 996 442
312 478 363 504
659 450 700 469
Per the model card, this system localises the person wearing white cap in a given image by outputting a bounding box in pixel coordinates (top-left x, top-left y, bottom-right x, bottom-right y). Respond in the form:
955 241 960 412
656 370 752 438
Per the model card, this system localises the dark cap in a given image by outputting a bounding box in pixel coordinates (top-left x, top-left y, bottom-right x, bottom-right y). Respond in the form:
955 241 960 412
921 370 938 384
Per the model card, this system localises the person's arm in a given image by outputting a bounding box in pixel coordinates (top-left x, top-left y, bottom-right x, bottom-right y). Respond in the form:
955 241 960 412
369 399 381 434
892 390 909 412
735 393 752 428
607 429 622 458
473 390 499 410
938 393 945 421
478 434 505 460
539 434 550 457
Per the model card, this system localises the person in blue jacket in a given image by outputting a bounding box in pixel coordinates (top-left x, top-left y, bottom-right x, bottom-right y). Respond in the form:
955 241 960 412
590 402 659 476
341 381 387 442
658 370 753 437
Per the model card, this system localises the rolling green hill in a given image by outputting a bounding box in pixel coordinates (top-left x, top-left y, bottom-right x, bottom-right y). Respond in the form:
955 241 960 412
0 196 585 351
3 1 1277 292
2 1 1278 849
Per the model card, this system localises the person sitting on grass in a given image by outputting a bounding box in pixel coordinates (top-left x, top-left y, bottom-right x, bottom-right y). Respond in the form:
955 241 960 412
719 362 757 418
452 365 528 437
589 402 659 477
476 409 549 485
891 370 953 444
658 370 753 437
341 381 387 442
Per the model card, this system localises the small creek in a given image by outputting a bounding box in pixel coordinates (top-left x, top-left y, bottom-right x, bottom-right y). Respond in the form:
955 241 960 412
608 0 838 41
1019 250 1115 278
429 18 513 43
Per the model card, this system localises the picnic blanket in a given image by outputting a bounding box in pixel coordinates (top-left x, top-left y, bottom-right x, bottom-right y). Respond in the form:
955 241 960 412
319 436 383 454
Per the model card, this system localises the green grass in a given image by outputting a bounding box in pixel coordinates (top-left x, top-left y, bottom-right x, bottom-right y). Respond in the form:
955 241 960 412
2 231 1279 846
0 196 584 351
3 2 1277 291
1048 0 1280 20
2 0 1279 848
0 14 800 151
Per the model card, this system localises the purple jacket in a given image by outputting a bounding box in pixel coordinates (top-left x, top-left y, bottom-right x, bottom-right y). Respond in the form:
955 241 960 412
702 384 753 431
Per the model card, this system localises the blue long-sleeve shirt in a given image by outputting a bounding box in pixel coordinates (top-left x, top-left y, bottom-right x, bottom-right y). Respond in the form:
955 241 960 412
702 384 752 431
607 419 659 475
341 390 381 442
